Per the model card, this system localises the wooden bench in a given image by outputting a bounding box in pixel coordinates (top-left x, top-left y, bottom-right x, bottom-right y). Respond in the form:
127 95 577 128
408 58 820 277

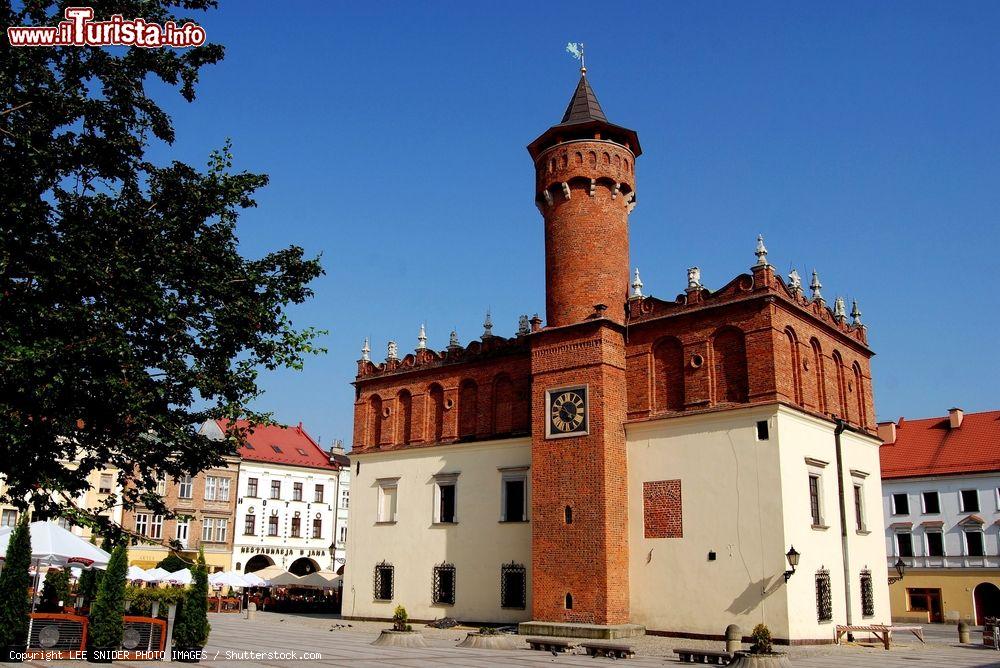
525 637 576 653
834 624 925 650
580 641 635 658
673 648 732 664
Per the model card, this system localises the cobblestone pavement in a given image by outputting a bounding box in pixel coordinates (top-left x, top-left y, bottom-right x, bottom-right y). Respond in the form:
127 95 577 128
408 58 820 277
17 612 1000 667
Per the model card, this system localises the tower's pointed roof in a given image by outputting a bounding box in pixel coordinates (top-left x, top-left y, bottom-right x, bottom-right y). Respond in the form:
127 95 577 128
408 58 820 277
561 75 607 125
528 72 641 160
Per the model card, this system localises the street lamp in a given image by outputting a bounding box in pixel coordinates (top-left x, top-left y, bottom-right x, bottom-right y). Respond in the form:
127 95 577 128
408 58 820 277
784 546 800 582
888 558 906 584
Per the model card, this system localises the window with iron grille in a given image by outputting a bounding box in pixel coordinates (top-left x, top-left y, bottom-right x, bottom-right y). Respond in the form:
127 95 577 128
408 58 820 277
816 569 832 622
432 563 456 605
374 561 394 601
860 569 875 617
500 562 526 609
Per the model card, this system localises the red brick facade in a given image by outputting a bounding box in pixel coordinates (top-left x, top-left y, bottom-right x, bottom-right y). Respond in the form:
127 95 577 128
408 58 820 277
643 480 682 539
350 72 876 628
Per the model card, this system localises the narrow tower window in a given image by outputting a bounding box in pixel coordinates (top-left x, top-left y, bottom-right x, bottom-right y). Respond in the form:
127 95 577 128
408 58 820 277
565 592 573 609
564 506 572 524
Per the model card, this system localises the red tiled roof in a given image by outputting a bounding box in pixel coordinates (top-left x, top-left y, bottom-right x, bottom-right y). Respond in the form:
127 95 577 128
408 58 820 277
215 419 337 470
879 410 1000 479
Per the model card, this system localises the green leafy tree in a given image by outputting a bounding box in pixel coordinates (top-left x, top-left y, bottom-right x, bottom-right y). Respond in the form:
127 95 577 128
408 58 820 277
0 515 31 652
88 541 128 650
76 537 101 604
172 548 210 649
39 567 71 612
156 553 190 573
0 1 324 534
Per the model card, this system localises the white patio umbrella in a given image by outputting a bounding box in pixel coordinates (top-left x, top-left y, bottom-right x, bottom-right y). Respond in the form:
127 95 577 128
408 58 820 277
266 570 304 587
140 567 171 583
209 571 249 588
164 568 192 585
127 565 148 581
241 572 266 586
0 521 111 570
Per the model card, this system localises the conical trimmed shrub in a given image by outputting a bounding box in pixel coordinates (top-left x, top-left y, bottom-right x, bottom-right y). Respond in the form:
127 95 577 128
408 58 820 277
87 541 128 650
0 515 32 652
172 548 210 649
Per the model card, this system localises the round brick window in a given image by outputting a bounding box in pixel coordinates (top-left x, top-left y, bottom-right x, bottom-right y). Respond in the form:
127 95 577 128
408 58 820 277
690 354 704 369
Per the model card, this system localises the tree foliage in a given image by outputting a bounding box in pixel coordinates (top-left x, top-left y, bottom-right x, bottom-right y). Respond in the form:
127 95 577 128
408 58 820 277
40 567 71 612
155 552 190 573
0 515 31 650
88 541 128 649
0 1 324 533
172 547 210 649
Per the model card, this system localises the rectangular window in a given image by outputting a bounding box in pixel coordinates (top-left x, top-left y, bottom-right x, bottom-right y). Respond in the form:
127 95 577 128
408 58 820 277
501 473 527 522
432 563 456 605
338 526 347 543
374 562 394 601
293 482 303 502
853 484 865 531
314 484 324 503
270 480 281 500
176 518 190 546
892 493 909 515
896 532 914 558
268 515 279 536
290 517 301 538
439 484 456 523
500 562 526 609
341 490 349 508
205 476 216 501
244 514 255 536
960 489 980 512
135 513 148 536
965 530 985 557
202 518 215 541
155 474 166 496
921 491 940 514
312 516 322 538
926 531 944 557
0 510 16 527
150 515 163 539
755 420 769 440
808 475 822 526
247 477 258 497
815 569 833 622
99 473 113 494
215 518 228 543
178 475 193 499
377 479 398 523
860 569 875 617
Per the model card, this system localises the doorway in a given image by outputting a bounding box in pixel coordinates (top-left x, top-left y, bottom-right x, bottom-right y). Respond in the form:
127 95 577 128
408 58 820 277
974 582 1000 625
906 587 943 623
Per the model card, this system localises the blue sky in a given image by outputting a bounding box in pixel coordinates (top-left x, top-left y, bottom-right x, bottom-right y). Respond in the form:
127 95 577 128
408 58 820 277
146 1 999 447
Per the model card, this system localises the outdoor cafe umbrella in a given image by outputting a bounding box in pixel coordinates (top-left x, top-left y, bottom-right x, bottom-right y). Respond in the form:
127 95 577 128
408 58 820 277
164 568 192 585
0 521 111 570
209 570 249 588
241 572 266 586
127 565 148 581
141 567 172 582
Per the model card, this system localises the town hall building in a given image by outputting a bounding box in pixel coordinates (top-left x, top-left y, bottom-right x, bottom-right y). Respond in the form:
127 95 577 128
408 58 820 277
343 66 890 643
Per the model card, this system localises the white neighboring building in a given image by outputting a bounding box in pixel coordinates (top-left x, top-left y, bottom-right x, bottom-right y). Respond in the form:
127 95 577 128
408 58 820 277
329 440 351 573
200 419 343 575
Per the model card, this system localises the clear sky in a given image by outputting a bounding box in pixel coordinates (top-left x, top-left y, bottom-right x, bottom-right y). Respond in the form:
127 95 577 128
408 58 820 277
146 1 1000 447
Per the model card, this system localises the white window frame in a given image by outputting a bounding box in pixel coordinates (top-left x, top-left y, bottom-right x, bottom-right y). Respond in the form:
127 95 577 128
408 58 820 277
341 490 349 509
215 518 228 543
99 473 113 494
959 489 980 513
270 480 281 500
150 514 163 539
376 478 399 523
853 482 867 532
314 484 324 503
433 472 459 524
293 482 303 502
176 517 190 547
202 517 216 542
963 529 986 557
338 525 347 543
155 474 166 496
895 530 914 558
135 513 148 536
178 475 193 499
205 476 217 501
267 513 279 536
924 530 945 558
890 492 909 515
920 490 941 514
0 510 17 527
499 466 529 522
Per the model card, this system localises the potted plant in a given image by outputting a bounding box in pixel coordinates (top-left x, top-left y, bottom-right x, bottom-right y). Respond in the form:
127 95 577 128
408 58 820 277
0 516 32 662
171 548 210 663
457 625 519 650
87 541 128 663
370 605 427 647
728 623 792 667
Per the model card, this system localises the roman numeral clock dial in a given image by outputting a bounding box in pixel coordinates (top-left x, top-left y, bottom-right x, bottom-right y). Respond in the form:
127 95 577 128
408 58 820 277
546 386 588 438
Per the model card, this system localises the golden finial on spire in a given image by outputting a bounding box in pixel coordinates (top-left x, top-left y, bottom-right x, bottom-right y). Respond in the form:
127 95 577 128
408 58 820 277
566 42 586 75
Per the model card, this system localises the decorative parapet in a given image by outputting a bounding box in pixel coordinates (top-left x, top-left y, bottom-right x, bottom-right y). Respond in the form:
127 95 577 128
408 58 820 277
356 333 530 381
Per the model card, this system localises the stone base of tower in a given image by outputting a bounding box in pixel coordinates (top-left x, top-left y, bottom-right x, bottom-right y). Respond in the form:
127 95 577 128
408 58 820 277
518 620 646 640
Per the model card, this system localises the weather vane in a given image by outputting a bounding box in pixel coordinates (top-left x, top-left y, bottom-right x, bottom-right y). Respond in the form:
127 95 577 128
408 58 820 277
566 42 586 75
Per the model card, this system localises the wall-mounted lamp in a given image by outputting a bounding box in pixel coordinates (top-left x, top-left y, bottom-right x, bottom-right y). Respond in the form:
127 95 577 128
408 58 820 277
784 546 800 582
888 558 906 585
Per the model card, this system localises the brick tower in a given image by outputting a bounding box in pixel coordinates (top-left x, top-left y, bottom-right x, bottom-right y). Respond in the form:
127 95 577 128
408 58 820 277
525 69 641 629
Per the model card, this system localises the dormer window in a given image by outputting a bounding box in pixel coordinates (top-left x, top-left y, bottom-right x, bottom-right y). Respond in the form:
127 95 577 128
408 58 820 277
296 448 307 456
271 444 282 453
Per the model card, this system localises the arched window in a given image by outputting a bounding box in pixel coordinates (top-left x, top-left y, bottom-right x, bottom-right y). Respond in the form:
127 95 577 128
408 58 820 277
712 327 749 404
832 351 849 421
428 384 444 443
652 337 684 412
810 338 827 414
785 327 803 405
458 379 478 439
492 374 514 435
397 389 412 445
368 394 383 446
852 362 867 427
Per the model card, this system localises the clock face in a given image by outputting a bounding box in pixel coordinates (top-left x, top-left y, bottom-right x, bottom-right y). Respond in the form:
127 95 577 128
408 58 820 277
547 386 588 438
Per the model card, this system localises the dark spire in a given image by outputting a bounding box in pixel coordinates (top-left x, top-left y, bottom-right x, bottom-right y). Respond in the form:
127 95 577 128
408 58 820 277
560 75 607 125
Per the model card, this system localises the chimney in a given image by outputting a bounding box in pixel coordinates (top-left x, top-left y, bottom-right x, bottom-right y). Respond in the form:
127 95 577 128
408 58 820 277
329 438 345 457
948 408 964 429
877 421 897 444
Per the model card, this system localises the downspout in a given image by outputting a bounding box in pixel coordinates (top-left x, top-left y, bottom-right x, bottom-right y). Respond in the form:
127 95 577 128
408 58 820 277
834 418 853 634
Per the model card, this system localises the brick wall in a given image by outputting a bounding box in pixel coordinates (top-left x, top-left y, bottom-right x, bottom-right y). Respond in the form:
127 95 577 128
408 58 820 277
643 480 682 539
